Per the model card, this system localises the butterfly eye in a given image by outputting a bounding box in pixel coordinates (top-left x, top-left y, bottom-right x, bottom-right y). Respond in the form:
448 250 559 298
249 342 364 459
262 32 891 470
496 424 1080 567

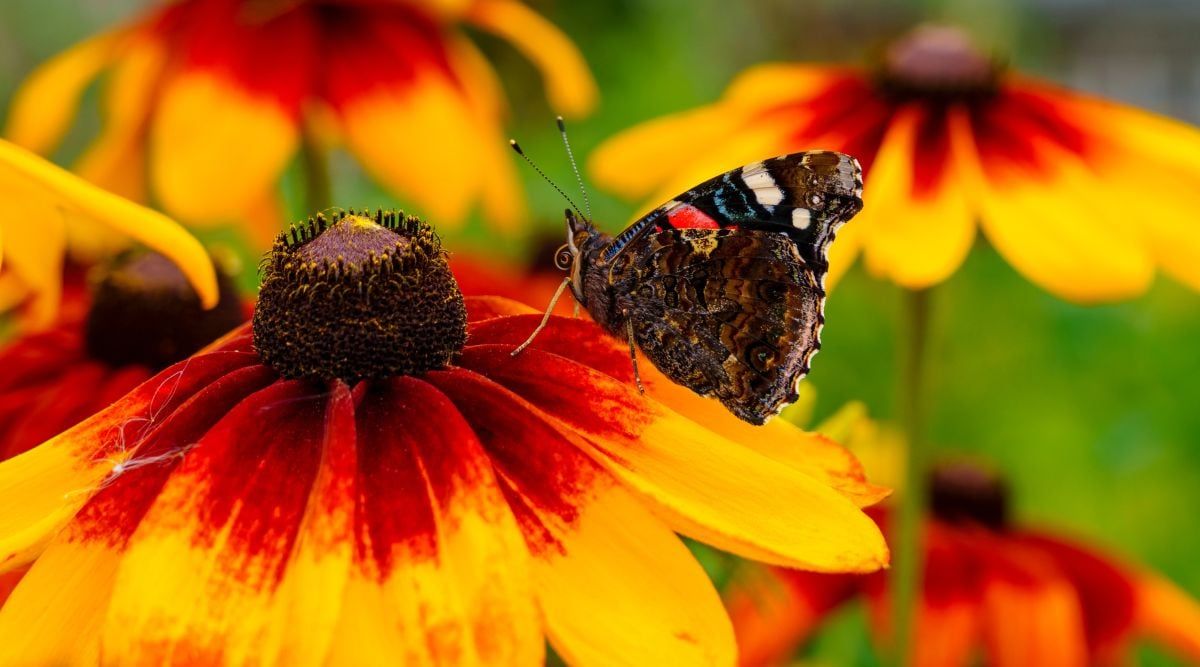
554 244 573 270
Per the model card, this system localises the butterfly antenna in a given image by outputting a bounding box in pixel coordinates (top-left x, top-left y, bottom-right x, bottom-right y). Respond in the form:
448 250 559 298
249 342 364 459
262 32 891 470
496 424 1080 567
556 116 592 222
510 139 585 220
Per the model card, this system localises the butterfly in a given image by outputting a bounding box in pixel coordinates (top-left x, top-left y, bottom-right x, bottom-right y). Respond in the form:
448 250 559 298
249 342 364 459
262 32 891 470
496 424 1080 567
515 149 863 425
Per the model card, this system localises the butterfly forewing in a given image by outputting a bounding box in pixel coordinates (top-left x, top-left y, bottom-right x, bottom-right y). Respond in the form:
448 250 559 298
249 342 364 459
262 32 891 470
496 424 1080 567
592 150 863 424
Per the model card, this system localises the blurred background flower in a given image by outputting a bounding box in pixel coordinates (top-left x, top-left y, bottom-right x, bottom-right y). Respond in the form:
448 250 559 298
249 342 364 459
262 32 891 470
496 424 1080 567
727 460 1200 666
589 24 1200 303
0 137 215 328
4 0 596 245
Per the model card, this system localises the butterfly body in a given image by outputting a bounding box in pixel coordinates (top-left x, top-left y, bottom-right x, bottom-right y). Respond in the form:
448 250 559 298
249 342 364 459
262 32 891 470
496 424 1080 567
562 151 863 424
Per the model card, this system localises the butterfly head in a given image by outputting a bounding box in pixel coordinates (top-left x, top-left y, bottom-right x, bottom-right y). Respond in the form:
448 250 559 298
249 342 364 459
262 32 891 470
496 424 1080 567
558 209 601 303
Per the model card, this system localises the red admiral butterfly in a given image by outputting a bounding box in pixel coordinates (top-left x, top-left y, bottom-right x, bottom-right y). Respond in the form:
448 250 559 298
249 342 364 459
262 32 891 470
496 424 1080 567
512 128 863 425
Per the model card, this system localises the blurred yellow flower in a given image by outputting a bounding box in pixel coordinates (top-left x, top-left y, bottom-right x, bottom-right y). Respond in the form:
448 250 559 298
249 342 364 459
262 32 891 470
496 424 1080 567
591 25 1200 303
0 138 215 328
6 0 597 243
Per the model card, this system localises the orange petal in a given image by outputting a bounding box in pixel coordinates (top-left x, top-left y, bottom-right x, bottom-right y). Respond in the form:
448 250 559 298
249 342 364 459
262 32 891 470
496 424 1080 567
857 104 975 288
466 0 597 117
426 367 734 665
978 537 1088 667
326 376 541 666
1135 572 1200 663
456 344 888 573
0 139 220 314
726 566 857 667
150 72 297 222
4 30 121 153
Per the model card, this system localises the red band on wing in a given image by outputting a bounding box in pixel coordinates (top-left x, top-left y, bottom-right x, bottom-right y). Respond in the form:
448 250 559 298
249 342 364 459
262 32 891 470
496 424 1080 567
665 204 722 230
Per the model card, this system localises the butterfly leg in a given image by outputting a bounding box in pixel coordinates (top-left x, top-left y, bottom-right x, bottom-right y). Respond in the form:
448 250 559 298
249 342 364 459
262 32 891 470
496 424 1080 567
625 318 646 394
511 277 571 356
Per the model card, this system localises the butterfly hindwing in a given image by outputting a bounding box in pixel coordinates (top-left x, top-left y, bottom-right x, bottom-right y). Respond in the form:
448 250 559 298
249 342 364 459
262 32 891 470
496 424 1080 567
610 227 826 424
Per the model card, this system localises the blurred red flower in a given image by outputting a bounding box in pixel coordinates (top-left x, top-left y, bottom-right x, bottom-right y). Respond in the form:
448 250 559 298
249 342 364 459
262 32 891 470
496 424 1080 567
727 463 1200 666
592 25 1200 302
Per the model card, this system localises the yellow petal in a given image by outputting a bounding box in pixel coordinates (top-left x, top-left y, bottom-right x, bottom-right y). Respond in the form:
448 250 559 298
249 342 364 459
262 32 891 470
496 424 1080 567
0 540 118 664
0 138 218 312
646 371 889 508
951 109 1154 303
530 480 735 666
150 72 296 222
4 31 121 153
858 105 974 289
466 0 597 117
0 189 66 327
588 106 749 201
599 407 888 573
723 63 855 111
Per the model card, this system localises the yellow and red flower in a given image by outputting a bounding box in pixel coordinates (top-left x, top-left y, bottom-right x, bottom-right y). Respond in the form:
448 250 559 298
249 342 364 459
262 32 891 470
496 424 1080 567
0 211 886 665
0 138 216 328
590 25 1200 302
727 462 1200 666
6 0 597 242
0 253 243 466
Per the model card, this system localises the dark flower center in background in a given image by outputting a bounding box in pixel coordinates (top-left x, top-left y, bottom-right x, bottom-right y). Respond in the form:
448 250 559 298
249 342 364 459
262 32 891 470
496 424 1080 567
85 251 242 369
928 461 1009 529
253 209 467 382
877 24 1000 99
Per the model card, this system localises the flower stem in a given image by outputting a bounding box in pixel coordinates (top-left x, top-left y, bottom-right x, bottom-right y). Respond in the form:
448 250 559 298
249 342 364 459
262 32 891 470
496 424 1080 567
300 123 332 215
890 286 932 667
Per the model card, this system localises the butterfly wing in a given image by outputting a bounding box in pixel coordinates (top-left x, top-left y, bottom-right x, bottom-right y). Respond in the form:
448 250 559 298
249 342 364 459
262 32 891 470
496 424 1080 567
601 150 863 276
600 150 863 424
612 228 825 424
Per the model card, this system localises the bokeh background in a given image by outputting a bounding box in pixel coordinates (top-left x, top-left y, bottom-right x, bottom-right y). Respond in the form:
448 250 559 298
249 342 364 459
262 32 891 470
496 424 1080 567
3 1 1198 664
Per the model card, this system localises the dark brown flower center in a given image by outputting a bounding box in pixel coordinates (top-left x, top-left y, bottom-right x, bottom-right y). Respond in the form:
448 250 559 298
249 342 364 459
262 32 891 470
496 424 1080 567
877 25 1001 99
928 461 1009 529
85 252 243 369
253 210 467 382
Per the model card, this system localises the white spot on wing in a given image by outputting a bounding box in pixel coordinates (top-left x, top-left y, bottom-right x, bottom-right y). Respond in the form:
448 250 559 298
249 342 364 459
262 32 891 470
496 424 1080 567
791 208 811 229
742 163 784 208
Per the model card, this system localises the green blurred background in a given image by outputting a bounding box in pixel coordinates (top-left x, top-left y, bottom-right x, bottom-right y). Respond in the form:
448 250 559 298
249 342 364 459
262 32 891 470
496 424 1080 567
2 1 1198 664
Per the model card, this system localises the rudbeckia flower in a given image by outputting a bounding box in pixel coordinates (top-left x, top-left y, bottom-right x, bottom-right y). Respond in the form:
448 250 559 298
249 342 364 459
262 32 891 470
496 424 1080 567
0 138 216 327
590 25 1200 302
0 210 887 666
0 252 243 464
727 462 1200 666
6 0 597 242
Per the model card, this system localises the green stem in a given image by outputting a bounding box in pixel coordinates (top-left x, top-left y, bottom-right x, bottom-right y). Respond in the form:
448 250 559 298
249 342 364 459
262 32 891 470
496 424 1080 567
890 287 932 667
299 124 332 215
